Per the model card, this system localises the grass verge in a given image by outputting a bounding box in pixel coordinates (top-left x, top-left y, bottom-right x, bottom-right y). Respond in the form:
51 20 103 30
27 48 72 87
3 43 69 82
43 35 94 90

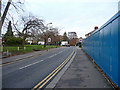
3 45 58 56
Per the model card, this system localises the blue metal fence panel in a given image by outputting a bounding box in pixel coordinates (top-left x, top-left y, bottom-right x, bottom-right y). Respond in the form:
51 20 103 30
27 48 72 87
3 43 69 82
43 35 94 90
83 11 120 88
118 12 120 88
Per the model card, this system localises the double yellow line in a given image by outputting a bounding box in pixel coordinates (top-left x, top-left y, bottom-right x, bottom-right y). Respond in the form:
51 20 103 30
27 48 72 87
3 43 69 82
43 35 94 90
32 50 75 89
0 56 36 66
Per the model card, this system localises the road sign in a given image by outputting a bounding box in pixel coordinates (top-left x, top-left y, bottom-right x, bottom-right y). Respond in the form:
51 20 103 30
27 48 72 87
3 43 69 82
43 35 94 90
48 38 51 42
80 39 82 42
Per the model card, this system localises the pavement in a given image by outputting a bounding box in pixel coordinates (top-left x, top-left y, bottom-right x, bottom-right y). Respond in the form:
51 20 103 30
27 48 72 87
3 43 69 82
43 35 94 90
54 47 112 88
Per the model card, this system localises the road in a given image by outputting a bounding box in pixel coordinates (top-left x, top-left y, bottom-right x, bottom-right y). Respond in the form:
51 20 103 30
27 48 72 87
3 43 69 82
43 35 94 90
2 46 75 88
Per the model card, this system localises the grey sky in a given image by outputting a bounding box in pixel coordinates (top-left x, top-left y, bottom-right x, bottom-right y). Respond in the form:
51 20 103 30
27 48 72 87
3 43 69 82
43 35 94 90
2 0 120 38
25 0 119 38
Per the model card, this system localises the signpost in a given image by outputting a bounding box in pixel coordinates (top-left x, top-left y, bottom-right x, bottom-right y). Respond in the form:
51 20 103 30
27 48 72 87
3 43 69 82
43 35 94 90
80 39 82 42
48 38 51 42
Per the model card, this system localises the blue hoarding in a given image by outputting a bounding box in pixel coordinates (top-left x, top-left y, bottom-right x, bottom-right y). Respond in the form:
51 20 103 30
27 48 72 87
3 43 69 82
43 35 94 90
83 11 120 88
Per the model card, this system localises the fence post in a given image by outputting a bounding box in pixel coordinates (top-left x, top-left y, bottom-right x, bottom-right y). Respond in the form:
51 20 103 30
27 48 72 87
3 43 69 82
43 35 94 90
24 47 26 50
1 45 3 52
17 47 19 51
7 49 9 56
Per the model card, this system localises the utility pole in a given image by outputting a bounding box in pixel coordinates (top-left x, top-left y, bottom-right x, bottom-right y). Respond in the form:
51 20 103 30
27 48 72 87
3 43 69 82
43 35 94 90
0 0 2 52
0 1 2 90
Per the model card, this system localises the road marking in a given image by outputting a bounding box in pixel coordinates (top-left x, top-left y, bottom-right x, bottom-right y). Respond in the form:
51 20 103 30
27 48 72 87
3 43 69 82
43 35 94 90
19 60 43 70
0 50 63 67
39 62 65 89
0 48 59 66
48 50 65 58
0 56 37 66
48 54 57 58
58 51 63 54
32 58 69 89
32 50 75 89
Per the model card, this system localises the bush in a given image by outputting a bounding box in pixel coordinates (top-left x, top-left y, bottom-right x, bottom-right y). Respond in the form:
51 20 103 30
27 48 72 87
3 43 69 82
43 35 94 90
6 37 23 46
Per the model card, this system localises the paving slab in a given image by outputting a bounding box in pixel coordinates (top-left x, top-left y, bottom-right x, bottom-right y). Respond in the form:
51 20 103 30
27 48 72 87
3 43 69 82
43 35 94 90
55 48 112 88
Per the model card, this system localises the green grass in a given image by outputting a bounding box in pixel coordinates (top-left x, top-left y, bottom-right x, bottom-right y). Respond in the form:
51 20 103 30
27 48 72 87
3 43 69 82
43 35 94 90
3 45 58 56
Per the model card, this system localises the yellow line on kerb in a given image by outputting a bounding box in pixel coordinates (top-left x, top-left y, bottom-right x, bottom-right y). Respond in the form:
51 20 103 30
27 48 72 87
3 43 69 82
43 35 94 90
0 56 35 66
0 61 19 66
32 50 75 89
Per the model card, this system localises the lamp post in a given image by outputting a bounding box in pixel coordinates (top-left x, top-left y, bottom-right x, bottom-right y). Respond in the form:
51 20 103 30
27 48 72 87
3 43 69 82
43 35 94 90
43 22 52 47
46 22 52 30
47 22 52 25
46 23 52 45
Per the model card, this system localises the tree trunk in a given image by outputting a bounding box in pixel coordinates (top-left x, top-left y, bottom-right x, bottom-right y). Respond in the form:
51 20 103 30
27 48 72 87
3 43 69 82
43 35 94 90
0 0 2 53
22 37 26 48
0 0 12 35
44 39 47 47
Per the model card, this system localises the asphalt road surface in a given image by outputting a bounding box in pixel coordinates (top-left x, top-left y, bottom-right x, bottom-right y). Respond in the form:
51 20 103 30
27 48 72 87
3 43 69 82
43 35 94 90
2 47 75 88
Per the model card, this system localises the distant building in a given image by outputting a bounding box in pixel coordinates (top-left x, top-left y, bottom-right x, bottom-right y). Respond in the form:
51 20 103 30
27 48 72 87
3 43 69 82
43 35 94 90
68 32 77 39
50 35 63 42
69 38 78 46
25 37 34 45
85 26 98 38
68 32 78 46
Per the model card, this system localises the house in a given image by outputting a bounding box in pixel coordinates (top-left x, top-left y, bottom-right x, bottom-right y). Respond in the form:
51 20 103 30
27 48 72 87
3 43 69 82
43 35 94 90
69 38 78 46
25 37 34 45
68 32 77 39
85 26 98 38
48 35 63 45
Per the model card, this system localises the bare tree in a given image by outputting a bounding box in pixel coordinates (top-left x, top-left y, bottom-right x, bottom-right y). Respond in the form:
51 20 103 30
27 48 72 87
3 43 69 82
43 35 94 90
19 18 59 47
14 16 45 47
40 25 59 47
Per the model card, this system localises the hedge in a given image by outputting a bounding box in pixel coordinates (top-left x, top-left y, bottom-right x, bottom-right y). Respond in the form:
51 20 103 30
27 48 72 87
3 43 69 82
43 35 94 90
6 37 23 46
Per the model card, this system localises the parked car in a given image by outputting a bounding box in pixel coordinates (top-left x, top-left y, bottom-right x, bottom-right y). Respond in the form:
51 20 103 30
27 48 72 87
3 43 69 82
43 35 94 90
66 44 70 47
61 41 68 46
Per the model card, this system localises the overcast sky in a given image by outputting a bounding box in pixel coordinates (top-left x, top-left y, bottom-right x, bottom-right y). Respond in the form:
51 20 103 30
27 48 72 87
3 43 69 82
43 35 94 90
2 0 120 38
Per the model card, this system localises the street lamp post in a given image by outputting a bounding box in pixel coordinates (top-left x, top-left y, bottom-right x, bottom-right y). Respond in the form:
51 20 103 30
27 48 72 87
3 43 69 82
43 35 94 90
46 22 52 30
43 22 52 47
46 22 52 45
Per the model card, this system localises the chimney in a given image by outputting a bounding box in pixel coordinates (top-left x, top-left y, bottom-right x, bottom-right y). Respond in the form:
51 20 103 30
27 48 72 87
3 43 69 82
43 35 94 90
94 26 98 30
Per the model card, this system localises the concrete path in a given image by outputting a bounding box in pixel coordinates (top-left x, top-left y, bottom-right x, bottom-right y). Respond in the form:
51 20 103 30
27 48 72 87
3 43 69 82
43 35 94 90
55 48 112 88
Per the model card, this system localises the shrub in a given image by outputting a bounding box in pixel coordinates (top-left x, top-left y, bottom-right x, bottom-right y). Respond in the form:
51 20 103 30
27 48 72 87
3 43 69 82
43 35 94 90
6 37 23 46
